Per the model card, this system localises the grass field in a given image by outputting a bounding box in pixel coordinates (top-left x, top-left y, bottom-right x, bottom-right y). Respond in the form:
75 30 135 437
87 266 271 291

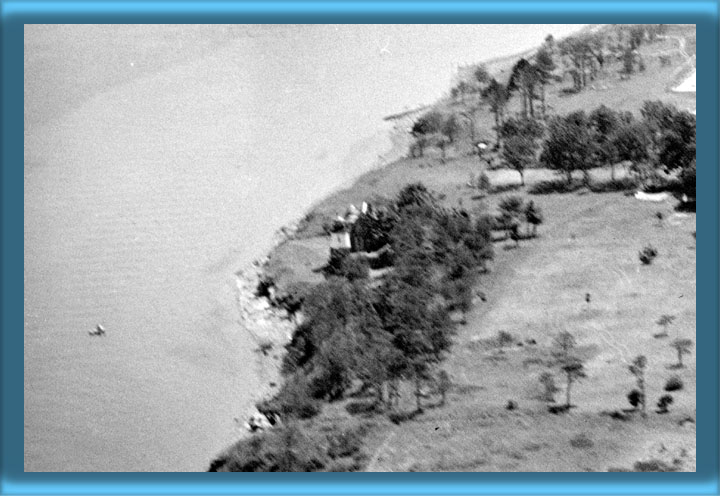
362 173 695 472
265 156 695 472
256 24 696 472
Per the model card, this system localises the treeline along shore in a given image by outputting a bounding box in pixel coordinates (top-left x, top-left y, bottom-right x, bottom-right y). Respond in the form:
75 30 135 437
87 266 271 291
211 24 696 472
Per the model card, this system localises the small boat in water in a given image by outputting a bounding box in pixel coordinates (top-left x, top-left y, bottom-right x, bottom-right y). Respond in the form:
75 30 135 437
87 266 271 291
89 324 106 337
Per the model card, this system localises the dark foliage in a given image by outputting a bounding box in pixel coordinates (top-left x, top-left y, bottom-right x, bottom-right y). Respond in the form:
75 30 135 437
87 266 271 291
664 375 684 392
639 245 658 265
541 111 597 185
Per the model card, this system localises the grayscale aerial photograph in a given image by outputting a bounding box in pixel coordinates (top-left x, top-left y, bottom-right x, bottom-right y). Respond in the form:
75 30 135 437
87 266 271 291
24 24 696 472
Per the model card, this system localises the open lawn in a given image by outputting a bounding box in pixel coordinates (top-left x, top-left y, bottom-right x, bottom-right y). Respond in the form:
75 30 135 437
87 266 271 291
255 23 696 472
267 153 695 471
362 179 696 472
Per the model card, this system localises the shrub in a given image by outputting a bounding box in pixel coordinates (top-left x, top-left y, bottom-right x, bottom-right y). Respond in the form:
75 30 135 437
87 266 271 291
437 370 451 406
257 375 321 420
325 248 351 276
491 183 523 194
339 257 370 281
664 375 684 392
539 372 559 402
588 177 637 193
656 394 674 414
548 404 571 414
627 389 643 410
326 427 364 459
478 171 491 191
633 459 678 472
639 245 658 265
497 330 514 349
388 410 420 424
213 423 328 472
325 459 364 472
529 179 583 195
569 433 594 449
345 401 378 416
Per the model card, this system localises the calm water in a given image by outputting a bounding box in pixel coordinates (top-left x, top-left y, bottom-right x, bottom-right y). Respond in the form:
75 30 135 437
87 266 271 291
24 24 583 472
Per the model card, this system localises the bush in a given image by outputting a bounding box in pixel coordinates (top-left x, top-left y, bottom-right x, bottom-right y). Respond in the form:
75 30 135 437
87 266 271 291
325 459 364 472
388 410 420 424
569 433 594 449
639 245 658 265
539 372 559 402
529 179 583 195
325 248 351 276
497 330 514 349
339 257 370 281
478 171 491 191
345 401 378 416
633 459 678 472
257 375 322 420
326 427 364 459
627 389 643 410
588 177 638 193
664 375 684 392
656 394 674 414
212 423 328 472
548 404 571 414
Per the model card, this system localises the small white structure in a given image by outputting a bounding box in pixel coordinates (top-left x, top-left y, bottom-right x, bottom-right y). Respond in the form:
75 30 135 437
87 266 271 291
634 191 669 202
244 411 273 432
331 230 352 250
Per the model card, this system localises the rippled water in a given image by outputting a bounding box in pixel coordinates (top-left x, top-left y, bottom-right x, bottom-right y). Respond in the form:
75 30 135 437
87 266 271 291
24 24 584 471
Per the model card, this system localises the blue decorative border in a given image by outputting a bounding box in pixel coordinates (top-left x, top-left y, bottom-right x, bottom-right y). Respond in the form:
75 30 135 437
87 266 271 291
2 1 718 494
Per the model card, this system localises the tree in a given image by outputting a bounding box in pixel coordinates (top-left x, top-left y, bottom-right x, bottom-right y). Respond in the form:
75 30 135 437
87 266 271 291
658 111 696 172
502 135 536 186
396 182 436 211
628 25 646 49
498 196 525 240
498 116 544 142
589 105 621 175
670 338 693 368
508 58 540 118
539 371 559 402
552 331 576 360
411 111 444 157
560 359 586 408
534 46 556 118
640 101 696 176
474 64 490 87
622 46 636 75
498 117 543 186
656 394 674 414
558 33 602 91
482 78 509 147
541 111 596 185
611 120 651 181
627 389 642 411
678 160 696 202
381 275 453 412
437 370 451 406
628 355 648 418
656 314 676 338
442 114 463 145
552 331 586 408
524 200 543 237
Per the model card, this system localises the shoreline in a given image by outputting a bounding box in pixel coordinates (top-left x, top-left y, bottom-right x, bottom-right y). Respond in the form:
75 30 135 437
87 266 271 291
226 120 413 443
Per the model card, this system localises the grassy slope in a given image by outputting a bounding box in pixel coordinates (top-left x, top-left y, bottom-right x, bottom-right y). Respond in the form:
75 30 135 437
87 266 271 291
364 173 696 472
259 25 696 472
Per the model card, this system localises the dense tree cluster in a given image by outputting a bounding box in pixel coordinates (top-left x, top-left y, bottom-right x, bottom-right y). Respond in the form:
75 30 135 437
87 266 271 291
265 183 495 420
539 101 695 202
